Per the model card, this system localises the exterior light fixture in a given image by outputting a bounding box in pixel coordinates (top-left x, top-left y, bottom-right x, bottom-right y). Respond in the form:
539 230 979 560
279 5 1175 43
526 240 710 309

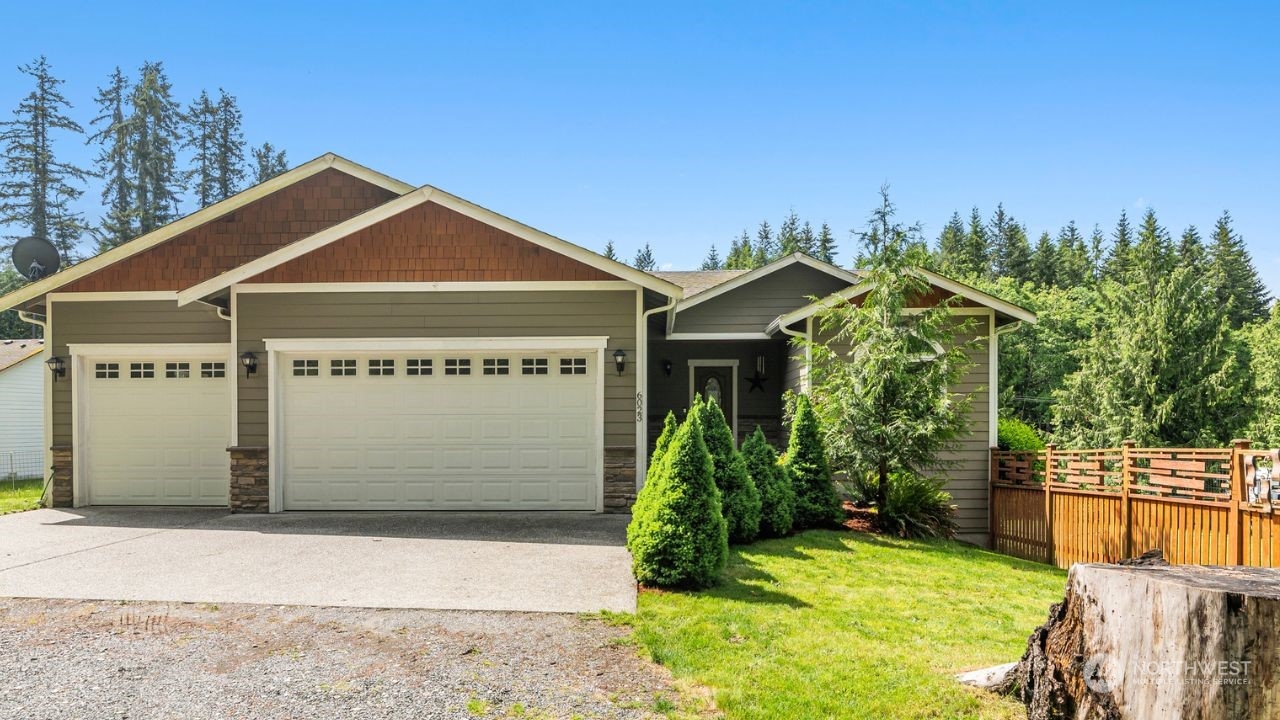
45 355 66 381
612 348 627 376
662 358 673 377
239 351 258 378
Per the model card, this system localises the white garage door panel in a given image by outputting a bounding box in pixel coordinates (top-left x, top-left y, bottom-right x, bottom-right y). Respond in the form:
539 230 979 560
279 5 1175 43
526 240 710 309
281 351 600 510
82 357 230 506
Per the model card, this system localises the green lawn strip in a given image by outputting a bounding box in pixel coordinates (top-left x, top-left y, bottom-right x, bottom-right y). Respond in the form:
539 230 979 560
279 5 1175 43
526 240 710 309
631 530 1066 720
0 477 44 514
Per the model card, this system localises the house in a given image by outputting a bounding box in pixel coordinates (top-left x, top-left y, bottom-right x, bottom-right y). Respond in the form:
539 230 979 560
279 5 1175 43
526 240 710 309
0 338 45 479
0 153 1032 543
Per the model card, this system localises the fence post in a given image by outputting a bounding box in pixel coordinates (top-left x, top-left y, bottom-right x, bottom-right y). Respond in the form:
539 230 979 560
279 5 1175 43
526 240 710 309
988 447 998 549
1044 443 1056 567
1228 439 1250 566
1121 440 1135 560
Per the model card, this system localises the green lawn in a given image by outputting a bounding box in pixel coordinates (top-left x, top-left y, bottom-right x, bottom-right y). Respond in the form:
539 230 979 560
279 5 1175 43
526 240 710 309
626 530 1066 720
0 477 44 514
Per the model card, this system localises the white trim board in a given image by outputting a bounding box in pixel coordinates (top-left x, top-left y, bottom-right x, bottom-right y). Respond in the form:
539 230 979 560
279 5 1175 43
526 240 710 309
665 332 774 341
672 254 861 314
178 185 685 305
67 343 231 358
264 336 610 353
0 153 414 314
47 291 179 302
688 359 740 440
234 281 636 295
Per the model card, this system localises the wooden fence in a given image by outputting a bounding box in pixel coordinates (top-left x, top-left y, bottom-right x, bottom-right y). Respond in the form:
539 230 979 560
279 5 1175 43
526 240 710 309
989 440 1280 569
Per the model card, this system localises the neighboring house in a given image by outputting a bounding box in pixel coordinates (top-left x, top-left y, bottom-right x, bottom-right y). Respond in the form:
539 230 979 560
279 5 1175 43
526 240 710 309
0 338 46 479
0 153 1033 543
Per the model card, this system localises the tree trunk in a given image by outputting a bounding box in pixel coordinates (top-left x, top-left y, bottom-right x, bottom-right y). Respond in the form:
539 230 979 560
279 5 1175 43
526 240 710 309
998 552 1280 720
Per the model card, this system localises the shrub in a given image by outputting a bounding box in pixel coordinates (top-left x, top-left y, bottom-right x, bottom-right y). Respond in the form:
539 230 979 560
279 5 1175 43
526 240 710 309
626 412 728 588
647 411 679 484
741 427 794 537
694 396 761 544
998 416 1046 452
875 472 958 539
785 393 843 529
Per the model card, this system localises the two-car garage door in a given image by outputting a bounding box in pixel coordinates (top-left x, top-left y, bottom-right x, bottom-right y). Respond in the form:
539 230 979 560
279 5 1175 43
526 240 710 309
279 350 600 510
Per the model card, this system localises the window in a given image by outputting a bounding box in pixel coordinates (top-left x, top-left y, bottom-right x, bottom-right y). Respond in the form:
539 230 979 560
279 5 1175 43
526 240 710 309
521 358 548 375
368 358 395 376
482 358 510 376
444 358 471 376
95 362 119 379
164 362 190 379
407 358 432 376
330 359 357 377
129 362 155 379
200 362 226 378
559 357 587 375
292 359 319 377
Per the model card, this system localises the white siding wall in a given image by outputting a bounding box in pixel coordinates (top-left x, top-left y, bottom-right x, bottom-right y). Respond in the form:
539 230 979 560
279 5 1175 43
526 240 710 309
0 356 45 472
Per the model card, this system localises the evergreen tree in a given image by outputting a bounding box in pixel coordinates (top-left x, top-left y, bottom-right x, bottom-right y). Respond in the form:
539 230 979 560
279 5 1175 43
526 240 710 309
0 56 89 259
632 242 656 271
1245 305 1280 446
815 222 837 264
742 426 794 537
752 220 774 267
250 141 288 183
853 185 924 269
783 393 842 529
87 67 135 251
797 220 817 256
725 230 753 269
960 207 990 278
1177 225 1205 270
777 211 801 256
990 205 1033 284
1087 225 1107 282
0 266 38 338
648 411 678 483
1131 208 1174 288
1103 210 1134 281
699 244 722 270
1207 211 1270 328
130 61 185 234
934 211 968 276
1030 231 1058 287
601 240 618 261
694 396 761 544
212 90 246 201
1055 221 1091 288
183 90 219 208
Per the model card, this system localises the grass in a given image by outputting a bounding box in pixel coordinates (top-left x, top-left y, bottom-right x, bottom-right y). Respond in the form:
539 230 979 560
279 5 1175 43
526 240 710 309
625 529 1067 720
0 477 43 514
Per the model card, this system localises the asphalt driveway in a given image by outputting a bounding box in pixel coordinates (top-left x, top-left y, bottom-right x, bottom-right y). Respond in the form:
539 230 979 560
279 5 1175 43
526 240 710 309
0 508 636 613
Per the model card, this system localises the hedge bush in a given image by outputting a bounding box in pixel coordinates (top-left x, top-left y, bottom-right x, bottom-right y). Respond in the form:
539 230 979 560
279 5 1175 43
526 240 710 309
785 393 843 529
876 472 958 539
626 411 728 588
694 396 761 544
998 416 1046 451
741 426 794 537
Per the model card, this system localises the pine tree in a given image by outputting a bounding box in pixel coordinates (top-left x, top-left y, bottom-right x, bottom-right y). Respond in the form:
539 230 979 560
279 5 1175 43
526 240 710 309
699 244 722 270
1207 211 1270 328
183 91 218 208
725 230 752 270
212 90 246 201
1055 221 1091 288
632 242 656 271
250 142 288 184
777 211 801 256
797 220 817 256
989 205 1033 284
0 56 89 259
753 220 774 267
1177 225 1205 270
815 222 837 264
1131 208 1174 289
1087 225 1107 282
601 240 618 261
961 207 990 278
87 67 135 251
1030 231 1058 287
694 396 761 544
130 61 185 234
935 211 967 276
1104 210 1134 280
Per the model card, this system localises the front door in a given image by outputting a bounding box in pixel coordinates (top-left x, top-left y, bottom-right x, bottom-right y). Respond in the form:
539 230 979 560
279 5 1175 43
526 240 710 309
692 364 735 435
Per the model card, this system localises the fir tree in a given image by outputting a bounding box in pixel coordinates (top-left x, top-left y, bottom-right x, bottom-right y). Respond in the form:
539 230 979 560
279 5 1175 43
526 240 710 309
183 90 219 208
1104 210 1134 281
1087 225 1107 282
987 204 1015 278
1055 221 1091 288
992 206 1032 284
699 244 722 270
87 67 135 251
601 240 618 261
1177 225 1205 270
0 56 89 259
725 230 752 269
752 220 774 267
1246 305 1280 446
130 61 185 234
777 211 801 256
961 207 990 278
797 220 817 256
1131 208 1174 290
815 222 837 264
1030 231 1058 287
212 90 246 201
853 185 924 269
935 211 968 276
1207 211 1270 328
632 242 656 271
250 142 288 184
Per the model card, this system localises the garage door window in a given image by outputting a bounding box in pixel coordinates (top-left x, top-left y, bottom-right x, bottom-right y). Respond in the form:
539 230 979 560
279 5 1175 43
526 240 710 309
292 359 319 377
130 362 155 379
521 358 548 375
444 358 471 376
482 358 510 375
560 357 587 375
330 359 357 376
165 362 190 379
95 362 119 379
406 358 432 376
200 362 226 378
369 359 395 376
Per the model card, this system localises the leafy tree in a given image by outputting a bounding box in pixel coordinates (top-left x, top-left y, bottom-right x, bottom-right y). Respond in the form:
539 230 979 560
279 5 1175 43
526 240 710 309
742 426 794 537
783 393 842 529
1103 210 1134 281
631 242 656 271
601 240 618 261
777 210 801 256
815 222 837 264
250 141 288 183
130 61 185 234
1245 305 1280 446
694 396 761 543
0 56 88 259
699 244 722 270
1207 211 1270 328
1030 231 1057 287
88 67 135 252
1055 221 1091 288
808 186 975 511
626 411 728 588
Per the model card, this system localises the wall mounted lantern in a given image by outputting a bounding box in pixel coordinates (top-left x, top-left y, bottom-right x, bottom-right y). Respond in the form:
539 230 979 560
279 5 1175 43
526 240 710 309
662 358 673 377
612 348 627 376
45 355 66 381
239 351 258 378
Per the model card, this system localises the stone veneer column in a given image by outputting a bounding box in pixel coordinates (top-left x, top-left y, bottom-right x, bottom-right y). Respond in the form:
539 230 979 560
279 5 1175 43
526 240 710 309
603 446 637 512
49 445 72 508
228 446 269 513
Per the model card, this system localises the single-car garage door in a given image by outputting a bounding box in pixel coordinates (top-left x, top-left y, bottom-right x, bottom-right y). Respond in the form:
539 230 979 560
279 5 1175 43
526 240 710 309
80 353 231 505
279 349 600 510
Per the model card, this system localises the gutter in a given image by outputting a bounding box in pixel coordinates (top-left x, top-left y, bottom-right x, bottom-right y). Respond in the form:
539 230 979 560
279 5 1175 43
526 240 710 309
636 295 678 487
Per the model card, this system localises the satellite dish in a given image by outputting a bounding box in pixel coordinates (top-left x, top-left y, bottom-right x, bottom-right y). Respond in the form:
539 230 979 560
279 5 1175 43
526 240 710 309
11 236 61 281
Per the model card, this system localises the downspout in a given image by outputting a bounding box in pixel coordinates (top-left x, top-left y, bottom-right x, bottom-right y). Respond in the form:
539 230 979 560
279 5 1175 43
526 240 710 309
637 295 678 487
778 318 811 394
17 310 51 507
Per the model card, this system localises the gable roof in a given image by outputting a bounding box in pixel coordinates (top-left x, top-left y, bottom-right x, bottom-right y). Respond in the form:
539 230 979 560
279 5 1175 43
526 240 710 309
671 254 862 314
177 184 685 304
766 266 1037 333
0 153 414 313
0 339 44 373
651 270 749 297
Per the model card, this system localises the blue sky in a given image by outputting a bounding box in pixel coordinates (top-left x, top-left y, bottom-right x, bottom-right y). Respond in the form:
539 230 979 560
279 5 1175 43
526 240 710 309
1 2 1276 292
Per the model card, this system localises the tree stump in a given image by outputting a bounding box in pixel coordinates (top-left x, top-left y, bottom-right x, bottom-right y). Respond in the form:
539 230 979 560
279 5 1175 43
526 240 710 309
998 553 1280 720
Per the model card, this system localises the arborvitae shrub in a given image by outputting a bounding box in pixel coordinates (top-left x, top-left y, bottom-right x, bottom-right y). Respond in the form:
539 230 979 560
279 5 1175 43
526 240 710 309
647 410 679 483
694 396 761 544
785 393 842 529
626 412 728 588
742 426 794 537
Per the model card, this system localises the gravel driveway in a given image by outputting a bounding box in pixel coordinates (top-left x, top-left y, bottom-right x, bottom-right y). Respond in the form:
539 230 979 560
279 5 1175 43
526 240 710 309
0 598 693 719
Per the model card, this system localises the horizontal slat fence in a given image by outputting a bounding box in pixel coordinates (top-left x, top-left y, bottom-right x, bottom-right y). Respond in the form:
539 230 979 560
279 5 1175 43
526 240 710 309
990 440 1280 569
